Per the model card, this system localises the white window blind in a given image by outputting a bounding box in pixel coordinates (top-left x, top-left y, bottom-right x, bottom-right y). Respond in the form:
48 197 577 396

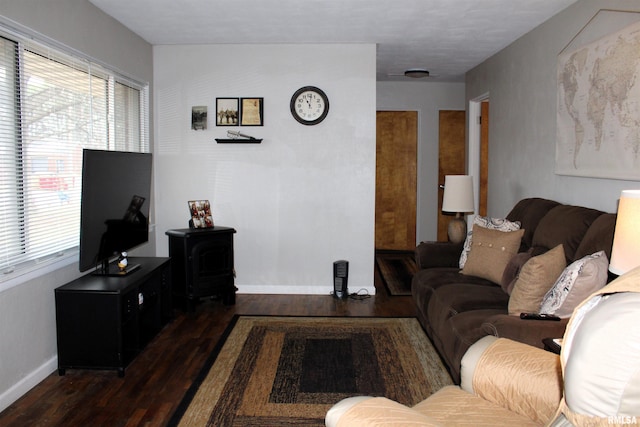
0 32 148 276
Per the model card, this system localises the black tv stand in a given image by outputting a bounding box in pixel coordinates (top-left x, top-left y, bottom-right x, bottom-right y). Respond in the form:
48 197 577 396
93 261 141 277
55 257 172 376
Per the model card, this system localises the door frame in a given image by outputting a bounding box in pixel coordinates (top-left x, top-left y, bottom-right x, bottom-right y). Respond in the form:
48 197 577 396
468 92 489 226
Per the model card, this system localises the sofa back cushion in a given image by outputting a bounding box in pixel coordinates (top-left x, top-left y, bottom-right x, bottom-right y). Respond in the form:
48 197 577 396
573 213 616 261
531 205 604 262
506 198 560 251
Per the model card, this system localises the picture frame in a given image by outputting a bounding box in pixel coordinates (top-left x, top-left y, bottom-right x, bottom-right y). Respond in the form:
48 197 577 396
216 98 239 126
240 97 264 126
191 106 207 130
188 200 214 228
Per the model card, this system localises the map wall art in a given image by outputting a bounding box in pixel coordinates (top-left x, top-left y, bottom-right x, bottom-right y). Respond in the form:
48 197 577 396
556 19 640 180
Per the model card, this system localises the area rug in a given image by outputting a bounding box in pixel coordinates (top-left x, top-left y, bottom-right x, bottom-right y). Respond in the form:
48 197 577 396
376 250 419 295
169 316 452 426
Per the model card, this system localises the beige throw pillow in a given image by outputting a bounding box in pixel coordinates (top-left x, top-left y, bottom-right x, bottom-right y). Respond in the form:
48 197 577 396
461 225 524 284
508 244 566 316
458 216 522 268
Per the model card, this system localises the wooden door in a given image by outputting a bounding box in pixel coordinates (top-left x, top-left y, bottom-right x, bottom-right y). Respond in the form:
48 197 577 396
375 111 417 250
437 110 466 242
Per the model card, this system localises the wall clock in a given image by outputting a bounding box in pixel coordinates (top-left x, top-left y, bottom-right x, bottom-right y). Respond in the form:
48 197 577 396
290 86 329 125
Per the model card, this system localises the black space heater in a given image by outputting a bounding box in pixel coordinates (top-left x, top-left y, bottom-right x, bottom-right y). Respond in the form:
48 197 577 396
333 260 349 299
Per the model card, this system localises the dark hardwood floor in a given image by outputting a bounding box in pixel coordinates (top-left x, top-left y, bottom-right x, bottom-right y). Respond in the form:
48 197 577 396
0 267 416 426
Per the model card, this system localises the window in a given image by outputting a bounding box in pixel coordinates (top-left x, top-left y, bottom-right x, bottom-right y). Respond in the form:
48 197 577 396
0 31 149 278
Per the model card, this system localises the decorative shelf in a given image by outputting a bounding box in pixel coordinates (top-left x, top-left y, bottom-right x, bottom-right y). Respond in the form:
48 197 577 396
215 138 262 144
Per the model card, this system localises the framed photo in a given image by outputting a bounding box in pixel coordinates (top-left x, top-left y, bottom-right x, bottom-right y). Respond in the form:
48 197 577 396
216 98 239 126
191 106 207 130
240 97 264 126
188 200 214 228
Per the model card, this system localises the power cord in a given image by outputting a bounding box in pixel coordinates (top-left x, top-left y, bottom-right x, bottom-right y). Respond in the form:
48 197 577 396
349 289 371 300
329 289 371 300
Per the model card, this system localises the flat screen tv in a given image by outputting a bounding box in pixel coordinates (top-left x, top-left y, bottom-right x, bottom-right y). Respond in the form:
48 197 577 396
79 149 152 275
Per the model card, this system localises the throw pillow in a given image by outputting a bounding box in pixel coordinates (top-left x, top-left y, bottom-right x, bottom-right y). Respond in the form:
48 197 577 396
539 251 609 318
461 225 524 284
459 216 522 268
508 244 566 316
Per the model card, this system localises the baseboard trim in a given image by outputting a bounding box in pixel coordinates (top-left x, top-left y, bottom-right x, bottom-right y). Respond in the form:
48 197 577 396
0 355 57 413
236 284 376 296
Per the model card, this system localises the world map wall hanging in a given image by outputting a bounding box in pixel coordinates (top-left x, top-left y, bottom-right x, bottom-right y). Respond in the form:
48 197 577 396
556 15 640 180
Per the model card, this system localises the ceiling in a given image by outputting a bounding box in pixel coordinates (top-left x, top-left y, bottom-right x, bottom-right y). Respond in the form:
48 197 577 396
89 0 578 82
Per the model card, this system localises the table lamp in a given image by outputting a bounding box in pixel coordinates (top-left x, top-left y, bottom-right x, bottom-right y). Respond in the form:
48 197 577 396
609 189 640 276
442 175 475 244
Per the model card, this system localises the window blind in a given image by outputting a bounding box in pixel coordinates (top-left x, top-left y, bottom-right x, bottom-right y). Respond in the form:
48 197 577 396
0 32 148 276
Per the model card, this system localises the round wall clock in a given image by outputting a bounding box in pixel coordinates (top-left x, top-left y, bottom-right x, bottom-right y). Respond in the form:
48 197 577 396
290 86 329 125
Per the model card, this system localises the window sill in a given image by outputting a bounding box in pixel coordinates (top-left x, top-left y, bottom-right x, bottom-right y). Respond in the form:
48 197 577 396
0 250 79 293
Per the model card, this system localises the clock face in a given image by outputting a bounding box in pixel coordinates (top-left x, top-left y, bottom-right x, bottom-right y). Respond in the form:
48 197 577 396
290 86 329 125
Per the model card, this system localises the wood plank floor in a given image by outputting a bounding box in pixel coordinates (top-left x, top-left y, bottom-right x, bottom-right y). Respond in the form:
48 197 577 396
0 268 416 426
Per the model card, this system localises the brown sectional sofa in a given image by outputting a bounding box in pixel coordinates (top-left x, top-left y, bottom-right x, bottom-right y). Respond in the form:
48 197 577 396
412 198 616 383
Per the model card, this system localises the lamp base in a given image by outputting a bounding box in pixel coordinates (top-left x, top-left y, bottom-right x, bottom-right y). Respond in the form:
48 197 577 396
448 214 467 244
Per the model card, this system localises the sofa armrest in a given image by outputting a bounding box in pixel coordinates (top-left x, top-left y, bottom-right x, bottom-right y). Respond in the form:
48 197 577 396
461 337 562 424
327 396 443 427
415 241 464 269
481 314 569 348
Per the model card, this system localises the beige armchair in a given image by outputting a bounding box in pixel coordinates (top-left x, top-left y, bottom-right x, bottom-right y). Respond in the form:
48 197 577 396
326 266 640 427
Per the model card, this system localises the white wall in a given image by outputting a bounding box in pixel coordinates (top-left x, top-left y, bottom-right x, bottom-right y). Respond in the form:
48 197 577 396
377 81 466 242
153 44 377 295
466 0 640 217
0 0 153 413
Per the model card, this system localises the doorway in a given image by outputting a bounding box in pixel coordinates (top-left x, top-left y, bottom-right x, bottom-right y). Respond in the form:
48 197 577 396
436 110 466 242
469 95 490 218
375 111 417 251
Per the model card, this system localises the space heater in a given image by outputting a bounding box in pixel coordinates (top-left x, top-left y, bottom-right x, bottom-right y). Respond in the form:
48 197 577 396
333 260 349 299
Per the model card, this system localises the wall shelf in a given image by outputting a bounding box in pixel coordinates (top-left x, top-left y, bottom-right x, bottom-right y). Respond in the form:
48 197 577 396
215 138 262 144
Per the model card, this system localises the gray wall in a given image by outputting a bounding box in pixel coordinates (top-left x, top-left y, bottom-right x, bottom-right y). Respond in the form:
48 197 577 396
153 44 377 295
0 0 153 412
466 0 640 217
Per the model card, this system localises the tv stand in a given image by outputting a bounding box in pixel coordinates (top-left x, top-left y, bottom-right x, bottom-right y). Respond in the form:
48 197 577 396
93 261 141 277
55 257 172 376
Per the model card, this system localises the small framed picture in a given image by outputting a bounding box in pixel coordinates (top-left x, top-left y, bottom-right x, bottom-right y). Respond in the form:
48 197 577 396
188 200 214 228
240 97 264 126
216 98 239 126
191 106 207 130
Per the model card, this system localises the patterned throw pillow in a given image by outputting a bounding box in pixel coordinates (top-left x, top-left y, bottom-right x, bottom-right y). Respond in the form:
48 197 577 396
459 216 522 268
539 251 609 318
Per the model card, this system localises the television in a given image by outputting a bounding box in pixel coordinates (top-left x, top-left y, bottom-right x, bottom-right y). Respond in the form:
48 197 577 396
79 149 153 275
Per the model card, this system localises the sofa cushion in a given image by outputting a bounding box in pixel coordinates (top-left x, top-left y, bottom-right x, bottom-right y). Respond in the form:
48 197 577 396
459 216 522 268
412 268 497 315
573 213 616 260
462 226 524 284
429 284 510 325
508 244 566 316
501 249 534 295
506 198 560 251
539 251 609 318
531 205 603 262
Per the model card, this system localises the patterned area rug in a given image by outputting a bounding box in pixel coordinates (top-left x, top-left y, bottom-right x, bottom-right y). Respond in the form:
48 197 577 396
169 316 452 426
376 250 419 296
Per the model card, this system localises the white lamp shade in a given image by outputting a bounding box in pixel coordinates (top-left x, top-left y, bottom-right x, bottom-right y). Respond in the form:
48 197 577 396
442 175 474 213
609 190 640 275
